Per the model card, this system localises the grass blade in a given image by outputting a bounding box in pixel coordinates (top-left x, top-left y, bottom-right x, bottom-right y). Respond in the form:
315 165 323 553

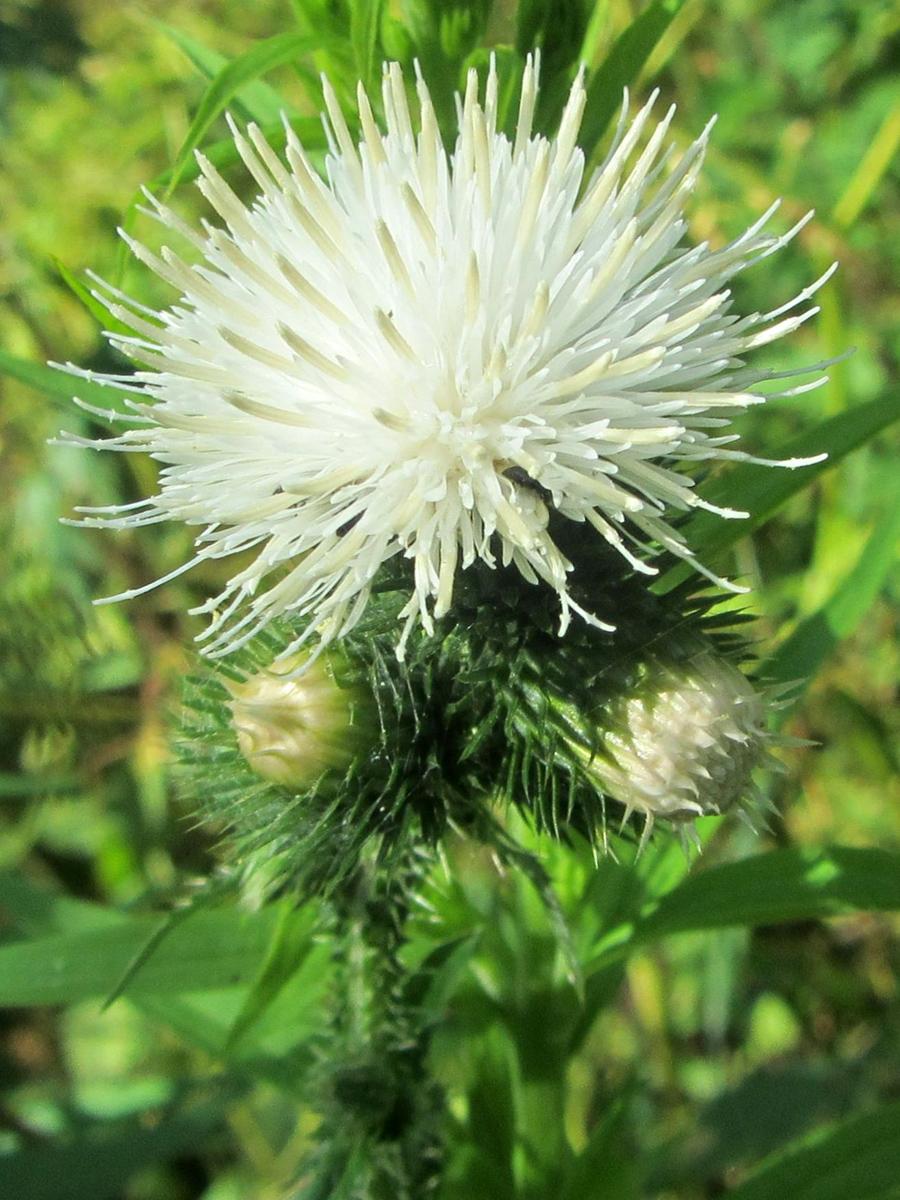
156 21 288 125
54 259 135 337
350 0 385 93
656 394 900 592
580 0 687 162
147 115 325 193
765 479 900 693
164 31 320 198
0 346 132 413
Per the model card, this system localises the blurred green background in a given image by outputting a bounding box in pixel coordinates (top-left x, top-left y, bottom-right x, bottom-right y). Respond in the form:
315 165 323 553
1 0 899 1197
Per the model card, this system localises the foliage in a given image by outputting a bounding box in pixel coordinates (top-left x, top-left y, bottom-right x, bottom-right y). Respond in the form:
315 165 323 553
1 0 899 1197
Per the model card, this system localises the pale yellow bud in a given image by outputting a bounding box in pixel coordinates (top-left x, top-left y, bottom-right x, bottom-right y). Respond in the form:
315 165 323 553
228 652 371 788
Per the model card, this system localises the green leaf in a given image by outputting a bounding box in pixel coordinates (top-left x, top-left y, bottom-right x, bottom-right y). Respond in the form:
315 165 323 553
579 1 613 68
463 1029 518 1194
0 771 81 798
0 870 120 936
580 0 687 162
633 846 900 942
0 873 320 1092
414 934 481 1025
164 31 320 198
350 0 385 92
726 1101 900 1200
149 114 326 193
156 21 289 125
833 93 900 229
765 482 900 692
657 394 900 592
224 901 319 1051
100 905 198 1011
54 259 135 337
135 992 315 1095
559 1100 641 1200
0 1099 229 1200
0 346 133 413
0 905 284 1006
115 114 326 290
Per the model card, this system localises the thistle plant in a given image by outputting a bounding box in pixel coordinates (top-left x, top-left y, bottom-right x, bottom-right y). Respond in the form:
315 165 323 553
14 9 889 1198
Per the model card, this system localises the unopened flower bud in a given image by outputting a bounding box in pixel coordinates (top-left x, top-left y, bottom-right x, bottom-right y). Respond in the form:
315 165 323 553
585 651 770 848
228 651 372 788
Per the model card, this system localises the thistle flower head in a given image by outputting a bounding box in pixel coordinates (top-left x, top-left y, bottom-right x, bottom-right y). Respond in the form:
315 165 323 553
585 649 772 850
64 57 830 661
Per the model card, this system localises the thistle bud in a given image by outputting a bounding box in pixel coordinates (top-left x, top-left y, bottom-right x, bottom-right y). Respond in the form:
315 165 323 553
228 651 371 789
585 650 770 848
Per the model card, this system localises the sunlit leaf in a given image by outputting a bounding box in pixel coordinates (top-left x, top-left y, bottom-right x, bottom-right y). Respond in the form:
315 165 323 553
634 846 900 941
657 394 900 592
580 0 687 162
350 0 385 92
156 21 290 125
765 480 900 694
164 31 320 198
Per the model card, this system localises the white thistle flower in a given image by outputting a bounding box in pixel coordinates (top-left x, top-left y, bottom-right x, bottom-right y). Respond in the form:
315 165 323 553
62 57 833 661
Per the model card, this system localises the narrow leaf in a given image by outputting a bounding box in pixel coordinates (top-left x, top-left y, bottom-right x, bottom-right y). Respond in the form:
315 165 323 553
0 906 284 1006
350 0 385 92
580 0 687 162
0 874 319 1091
224 902 318 1050
0 346 133 413
765 481 900 692
101 906 195 1011
54 260 134 337
657 394 900 592
465 1029 518 1193
156 21 288 124
415 934 481 1025
634 846 900 941
135 993 315 1095
833 94 900 229
726 1101 900 1200
579 1 613 69
164 32 319 198
148 115 325 193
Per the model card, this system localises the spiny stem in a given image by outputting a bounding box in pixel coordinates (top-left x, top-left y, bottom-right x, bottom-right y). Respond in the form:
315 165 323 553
299 841 442 1199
